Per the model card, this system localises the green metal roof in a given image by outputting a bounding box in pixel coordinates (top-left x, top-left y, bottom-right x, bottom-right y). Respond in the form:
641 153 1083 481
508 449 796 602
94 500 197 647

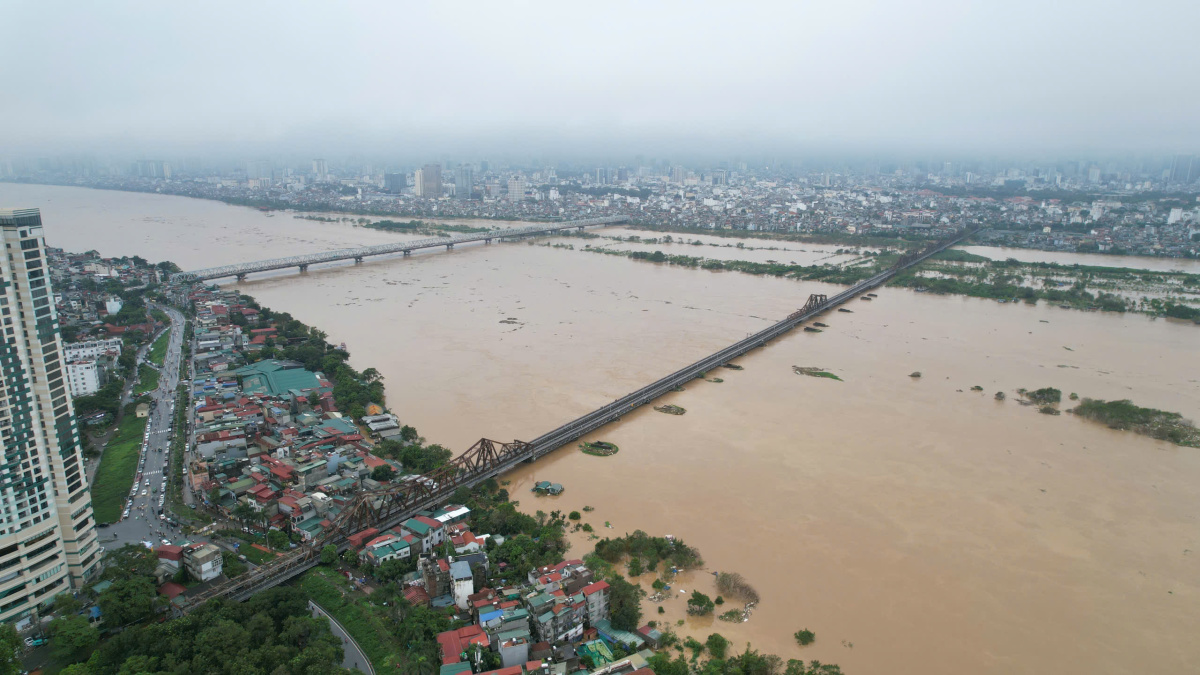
235 360 322 397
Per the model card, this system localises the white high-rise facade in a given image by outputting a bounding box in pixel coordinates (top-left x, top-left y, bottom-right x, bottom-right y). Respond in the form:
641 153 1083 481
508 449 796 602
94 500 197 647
65 360 102 398
507 177 526 201
0 208 99 626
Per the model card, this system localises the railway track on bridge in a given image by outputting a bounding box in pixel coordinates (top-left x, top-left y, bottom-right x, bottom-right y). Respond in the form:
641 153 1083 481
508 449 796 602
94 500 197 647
178 225 979 611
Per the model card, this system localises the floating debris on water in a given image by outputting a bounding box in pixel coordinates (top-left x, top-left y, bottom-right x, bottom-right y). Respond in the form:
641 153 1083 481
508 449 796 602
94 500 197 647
803 326 823 333
910 371 922 378
654 404 687 415
813 322 828 328
838 308 853 313
721 364 744 370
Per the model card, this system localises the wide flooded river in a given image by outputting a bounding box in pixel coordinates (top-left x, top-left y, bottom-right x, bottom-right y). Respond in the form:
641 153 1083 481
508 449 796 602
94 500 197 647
5 184 1198 674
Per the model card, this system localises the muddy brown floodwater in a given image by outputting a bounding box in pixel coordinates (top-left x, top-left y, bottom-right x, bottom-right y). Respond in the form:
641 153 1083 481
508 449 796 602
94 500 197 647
6 184 1199 674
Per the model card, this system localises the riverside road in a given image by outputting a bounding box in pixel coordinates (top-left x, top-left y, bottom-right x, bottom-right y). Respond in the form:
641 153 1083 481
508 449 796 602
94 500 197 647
97 306 200 549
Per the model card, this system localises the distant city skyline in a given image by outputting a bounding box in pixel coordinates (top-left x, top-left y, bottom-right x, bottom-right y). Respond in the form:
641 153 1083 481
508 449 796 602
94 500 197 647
2 1 1198 156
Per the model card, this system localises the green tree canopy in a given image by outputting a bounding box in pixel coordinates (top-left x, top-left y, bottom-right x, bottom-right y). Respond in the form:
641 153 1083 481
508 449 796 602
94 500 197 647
320 545 338 565
49 613 100 662
98 576 160 628
0 624 22 675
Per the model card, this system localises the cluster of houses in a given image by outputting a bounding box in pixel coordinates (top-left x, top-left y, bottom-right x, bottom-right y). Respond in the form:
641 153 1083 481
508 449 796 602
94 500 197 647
46 249 171 405
170 285 663 675
168 287 365 537
47 248 162 333
413 552 662 675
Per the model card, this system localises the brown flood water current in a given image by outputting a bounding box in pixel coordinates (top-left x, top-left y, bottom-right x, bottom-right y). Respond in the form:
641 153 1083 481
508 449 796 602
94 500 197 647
5 184 1199 674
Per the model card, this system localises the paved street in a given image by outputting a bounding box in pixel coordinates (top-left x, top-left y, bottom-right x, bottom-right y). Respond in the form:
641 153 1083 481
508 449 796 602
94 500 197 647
309 601 374 675
98 305 191 549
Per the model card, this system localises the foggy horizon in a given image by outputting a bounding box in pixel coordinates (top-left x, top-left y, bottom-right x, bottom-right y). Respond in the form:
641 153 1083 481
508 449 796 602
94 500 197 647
3 0 1199 159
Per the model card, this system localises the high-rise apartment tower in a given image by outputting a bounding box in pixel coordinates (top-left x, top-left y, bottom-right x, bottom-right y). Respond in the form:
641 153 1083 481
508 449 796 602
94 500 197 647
421 164 443 198
0 208 99 626
454 165 474 200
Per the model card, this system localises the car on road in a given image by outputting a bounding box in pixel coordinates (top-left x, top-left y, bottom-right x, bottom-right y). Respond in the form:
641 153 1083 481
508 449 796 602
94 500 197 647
161 539 170 545
24 636 48 647
141 489 148 496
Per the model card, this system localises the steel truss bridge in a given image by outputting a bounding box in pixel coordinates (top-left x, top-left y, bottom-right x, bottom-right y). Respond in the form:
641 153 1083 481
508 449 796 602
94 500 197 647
169 216 629 283
178 225 979 611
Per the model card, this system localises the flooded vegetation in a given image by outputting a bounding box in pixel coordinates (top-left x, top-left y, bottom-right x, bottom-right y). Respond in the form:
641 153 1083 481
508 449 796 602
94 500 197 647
1072 398 1200 447
579 440 620 456
654 404 687 416
794 367 842 381
12 184 1200 675
545 227 1200 323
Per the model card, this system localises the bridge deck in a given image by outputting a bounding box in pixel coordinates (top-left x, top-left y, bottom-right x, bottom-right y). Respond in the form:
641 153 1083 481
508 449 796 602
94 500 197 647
180 226 977 609
171 216 628 282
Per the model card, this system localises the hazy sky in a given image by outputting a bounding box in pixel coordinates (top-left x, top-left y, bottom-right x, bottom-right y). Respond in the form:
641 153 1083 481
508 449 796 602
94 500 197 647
2 0 1197 158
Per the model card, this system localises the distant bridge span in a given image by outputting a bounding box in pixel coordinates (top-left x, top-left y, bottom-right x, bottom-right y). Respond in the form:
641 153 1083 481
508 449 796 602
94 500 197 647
178 225 980 611
170 216 628 283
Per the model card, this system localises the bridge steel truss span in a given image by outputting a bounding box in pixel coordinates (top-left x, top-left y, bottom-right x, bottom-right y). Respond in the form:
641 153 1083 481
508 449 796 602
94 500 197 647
169 216 629 283
177 225 979 611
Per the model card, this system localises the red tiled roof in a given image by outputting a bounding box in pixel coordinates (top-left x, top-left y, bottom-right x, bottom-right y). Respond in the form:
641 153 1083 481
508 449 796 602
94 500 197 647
437 625 489 664
582 581 610 596
414 515 442 529
348 528 380 549
156 545 183 561
404 586 431 607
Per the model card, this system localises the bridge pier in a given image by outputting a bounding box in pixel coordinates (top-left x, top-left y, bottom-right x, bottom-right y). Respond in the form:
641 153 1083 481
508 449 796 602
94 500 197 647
446 243 454 250
354 256 363 264
403 250 411 256
577 226 584 232
298 264 308 273
484 238 491 245
236 273 247 282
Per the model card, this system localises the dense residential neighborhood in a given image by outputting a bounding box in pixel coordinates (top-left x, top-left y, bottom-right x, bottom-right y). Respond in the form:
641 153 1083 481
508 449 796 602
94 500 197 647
29 244 696 675
8 154 1200 258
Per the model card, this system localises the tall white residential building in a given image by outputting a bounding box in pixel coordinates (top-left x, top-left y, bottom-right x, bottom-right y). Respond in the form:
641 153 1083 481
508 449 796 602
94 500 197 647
65 360 102 398
507 177 526 201
63 338 123 362
412 169 425 197
0 208 100 626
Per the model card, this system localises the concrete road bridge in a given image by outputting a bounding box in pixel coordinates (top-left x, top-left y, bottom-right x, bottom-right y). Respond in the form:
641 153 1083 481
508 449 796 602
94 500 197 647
177 225 980 612
169 216 628 283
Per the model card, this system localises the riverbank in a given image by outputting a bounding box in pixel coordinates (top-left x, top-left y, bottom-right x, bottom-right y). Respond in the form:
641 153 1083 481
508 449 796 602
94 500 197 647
13 182 1199 674
561 240 1200 322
